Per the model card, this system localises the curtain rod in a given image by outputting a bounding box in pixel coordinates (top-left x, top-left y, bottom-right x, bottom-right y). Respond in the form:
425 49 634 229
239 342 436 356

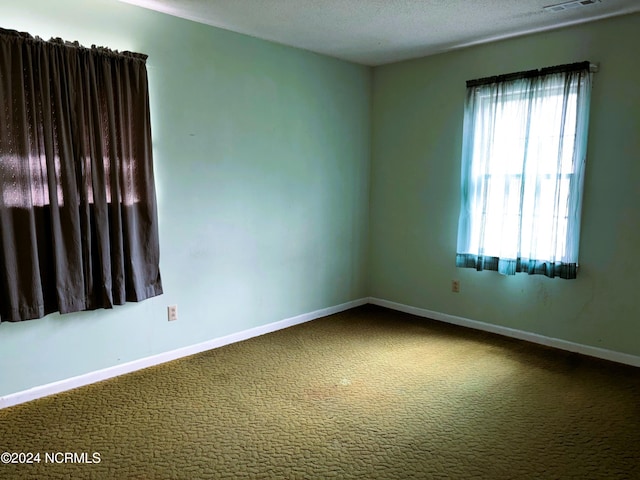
467 61 597 88
0 26 148 61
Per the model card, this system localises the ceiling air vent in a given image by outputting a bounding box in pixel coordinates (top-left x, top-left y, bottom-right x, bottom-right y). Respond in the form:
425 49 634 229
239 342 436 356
543 0 601 12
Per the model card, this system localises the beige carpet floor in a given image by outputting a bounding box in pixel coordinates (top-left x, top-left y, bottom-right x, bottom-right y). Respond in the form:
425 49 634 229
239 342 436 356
1 305 639 479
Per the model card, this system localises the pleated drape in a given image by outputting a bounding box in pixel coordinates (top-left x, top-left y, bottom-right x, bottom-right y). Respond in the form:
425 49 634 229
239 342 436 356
0 28 162 321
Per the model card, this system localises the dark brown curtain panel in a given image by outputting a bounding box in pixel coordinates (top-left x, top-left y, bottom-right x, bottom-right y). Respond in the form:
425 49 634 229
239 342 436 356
0 28 162 322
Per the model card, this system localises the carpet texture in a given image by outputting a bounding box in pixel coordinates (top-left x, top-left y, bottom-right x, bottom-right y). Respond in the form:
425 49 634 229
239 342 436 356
1 305 639 479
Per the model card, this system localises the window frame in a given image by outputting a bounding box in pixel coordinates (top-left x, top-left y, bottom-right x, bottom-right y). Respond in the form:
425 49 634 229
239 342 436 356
456 61 594 279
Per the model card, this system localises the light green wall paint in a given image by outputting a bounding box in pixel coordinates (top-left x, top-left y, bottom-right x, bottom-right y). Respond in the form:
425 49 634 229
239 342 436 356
370 14 640 356
0 2 638 399
0 0 371 396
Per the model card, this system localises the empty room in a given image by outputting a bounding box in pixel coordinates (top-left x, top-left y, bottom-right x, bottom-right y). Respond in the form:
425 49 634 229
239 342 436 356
0 0 639 478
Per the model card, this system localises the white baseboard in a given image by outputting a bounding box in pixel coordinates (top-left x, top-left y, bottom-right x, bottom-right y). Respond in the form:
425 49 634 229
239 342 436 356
4 296 635 410
369 297 640 368
0 298 368 410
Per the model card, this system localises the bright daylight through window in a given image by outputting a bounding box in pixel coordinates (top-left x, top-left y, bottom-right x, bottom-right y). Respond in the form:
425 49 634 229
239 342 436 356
456 62 593 279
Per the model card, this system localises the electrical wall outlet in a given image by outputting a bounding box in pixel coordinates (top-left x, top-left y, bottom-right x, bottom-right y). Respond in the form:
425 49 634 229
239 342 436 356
452 280 460 293
167 305 178 321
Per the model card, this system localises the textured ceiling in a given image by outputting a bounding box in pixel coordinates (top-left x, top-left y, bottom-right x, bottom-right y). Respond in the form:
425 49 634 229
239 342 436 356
118 0 640 65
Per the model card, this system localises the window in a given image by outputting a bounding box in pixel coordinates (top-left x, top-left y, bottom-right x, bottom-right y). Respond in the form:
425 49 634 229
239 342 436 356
0 28 163 321
456 62 593 279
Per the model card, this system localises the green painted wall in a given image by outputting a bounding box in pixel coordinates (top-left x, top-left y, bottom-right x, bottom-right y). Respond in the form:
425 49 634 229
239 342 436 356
370 14 640 356
1 1 638 400
0 0 371 397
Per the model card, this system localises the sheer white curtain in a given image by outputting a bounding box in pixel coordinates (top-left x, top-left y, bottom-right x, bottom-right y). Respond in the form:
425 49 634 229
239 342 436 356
456 63 592 278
